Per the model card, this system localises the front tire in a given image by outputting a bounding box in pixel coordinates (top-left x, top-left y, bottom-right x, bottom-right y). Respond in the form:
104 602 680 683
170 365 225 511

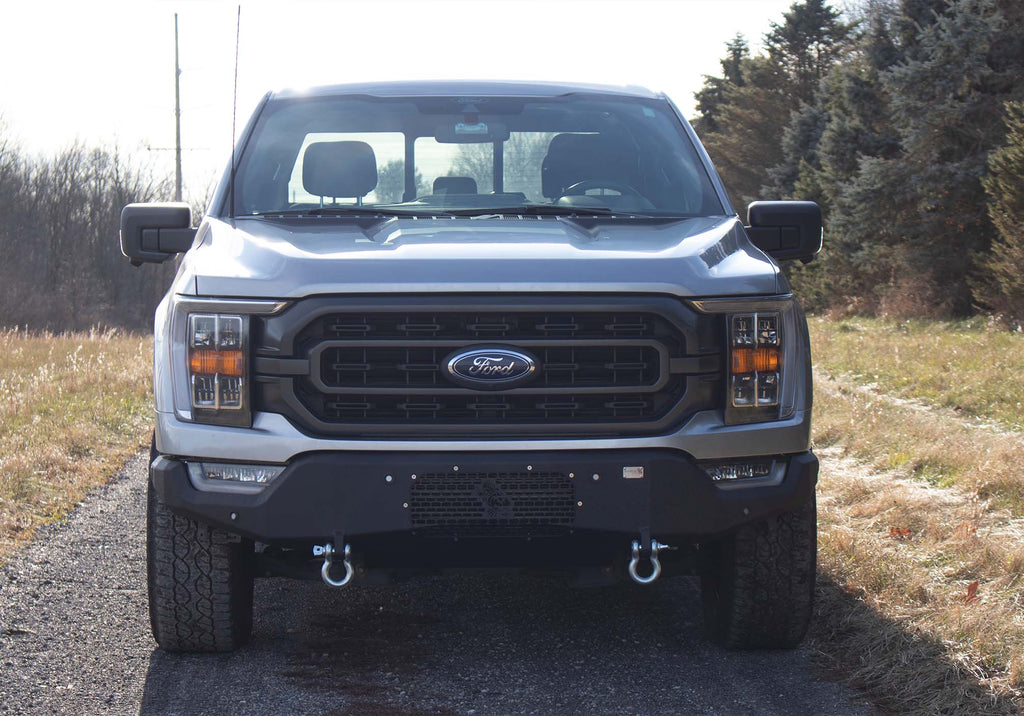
146 452 254 652
700 494 816 649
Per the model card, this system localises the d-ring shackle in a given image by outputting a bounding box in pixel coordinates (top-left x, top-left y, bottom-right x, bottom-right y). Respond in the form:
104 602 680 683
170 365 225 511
319 543 354 587
628 539 671 585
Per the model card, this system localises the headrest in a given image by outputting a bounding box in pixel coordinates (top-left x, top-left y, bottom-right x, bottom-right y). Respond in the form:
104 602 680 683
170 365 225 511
433 176 478 195
302 141 377 198
541 133 636 198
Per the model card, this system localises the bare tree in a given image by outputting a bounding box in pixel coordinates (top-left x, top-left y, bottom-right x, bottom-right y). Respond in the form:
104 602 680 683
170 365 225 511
0 128 174 331
449 133 555 199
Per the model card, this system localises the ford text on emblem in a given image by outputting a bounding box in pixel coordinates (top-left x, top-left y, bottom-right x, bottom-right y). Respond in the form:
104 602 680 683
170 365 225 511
445 347 537 390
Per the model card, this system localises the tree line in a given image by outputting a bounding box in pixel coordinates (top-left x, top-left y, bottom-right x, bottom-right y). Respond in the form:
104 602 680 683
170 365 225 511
0 129 176 330
695 0 1024 321
5 2 1023 333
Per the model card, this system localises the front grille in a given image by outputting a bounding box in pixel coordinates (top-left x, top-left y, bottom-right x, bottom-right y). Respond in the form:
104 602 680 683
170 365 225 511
254 296 719 437
410 471 575 534
320 345 659 388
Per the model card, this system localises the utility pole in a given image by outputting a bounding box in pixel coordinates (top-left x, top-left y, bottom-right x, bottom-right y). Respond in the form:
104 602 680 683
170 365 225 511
174 13 183 202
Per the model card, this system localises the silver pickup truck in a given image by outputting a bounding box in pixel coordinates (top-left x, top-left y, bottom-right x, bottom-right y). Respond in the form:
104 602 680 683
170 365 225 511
121 80 822 653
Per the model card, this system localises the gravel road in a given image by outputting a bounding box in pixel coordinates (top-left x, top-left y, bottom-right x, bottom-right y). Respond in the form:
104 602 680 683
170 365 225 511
1 453 869 715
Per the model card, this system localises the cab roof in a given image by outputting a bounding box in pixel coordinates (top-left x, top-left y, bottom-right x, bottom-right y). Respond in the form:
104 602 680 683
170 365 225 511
271 80 663 101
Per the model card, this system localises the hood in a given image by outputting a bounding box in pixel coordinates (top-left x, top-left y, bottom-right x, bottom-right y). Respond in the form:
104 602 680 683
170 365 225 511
183 215 779 298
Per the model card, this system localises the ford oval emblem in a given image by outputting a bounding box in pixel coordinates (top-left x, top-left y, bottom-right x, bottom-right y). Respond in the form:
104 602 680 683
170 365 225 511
445 347 537 390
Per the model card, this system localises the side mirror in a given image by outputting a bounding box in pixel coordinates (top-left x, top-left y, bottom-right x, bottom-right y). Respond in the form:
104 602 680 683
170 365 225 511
120 202 197 266
744 201 822 263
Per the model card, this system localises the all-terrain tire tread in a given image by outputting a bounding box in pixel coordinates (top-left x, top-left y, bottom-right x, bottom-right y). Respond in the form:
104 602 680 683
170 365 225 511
702 495 816 649
146 459 254 652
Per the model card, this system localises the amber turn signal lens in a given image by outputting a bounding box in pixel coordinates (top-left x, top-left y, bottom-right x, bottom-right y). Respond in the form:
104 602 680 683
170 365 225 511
189 349 244 376
731 347 780 374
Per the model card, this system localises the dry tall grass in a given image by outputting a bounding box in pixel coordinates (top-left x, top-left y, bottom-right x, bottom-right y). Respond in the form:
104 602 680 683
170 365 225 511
810 316 1024 430
811 317 1024 713
0 328 152 560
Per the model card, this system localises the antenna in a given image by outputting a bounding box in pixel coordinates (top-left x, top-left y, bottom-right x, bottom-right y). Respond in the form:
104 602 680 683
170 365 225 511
174 13 182 202
229 5 241 225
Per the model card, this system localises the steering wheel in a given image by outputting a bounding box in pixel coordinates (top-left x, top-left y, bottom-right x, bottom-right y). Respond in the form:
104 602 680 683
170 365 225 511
557 180 644 200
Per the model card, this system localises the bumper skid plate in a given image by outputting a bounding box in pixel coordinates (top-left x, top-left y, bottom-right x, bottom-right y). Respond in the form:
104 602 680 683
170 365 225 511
151 449 818 545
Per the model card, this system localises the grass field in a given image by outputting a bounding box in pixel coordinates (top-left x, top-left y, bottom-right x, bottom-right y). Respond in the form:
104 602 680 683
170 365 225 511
810 316 1024 713
0 320 1022 712
0 329 152 560
810 316 1024 431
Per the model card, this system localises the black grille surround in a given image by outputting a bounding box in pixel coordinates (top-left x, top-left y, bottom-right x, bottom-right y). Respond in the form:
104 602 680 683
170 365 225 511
254 295 722 438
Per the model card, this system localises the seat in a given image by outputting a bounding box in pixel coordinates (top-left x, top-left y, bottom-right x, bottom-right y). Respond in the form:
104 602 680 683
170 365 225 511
540 133 653 211
302 141 378 205
540 133 639 199
433 176 478 195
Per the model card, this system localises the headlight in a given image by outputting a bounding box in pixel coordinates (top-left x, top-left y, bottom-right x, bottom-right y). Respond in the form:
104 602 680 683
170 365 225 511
689 296 804 425
187 313 250 426
167 297 286 426
729 312 781 415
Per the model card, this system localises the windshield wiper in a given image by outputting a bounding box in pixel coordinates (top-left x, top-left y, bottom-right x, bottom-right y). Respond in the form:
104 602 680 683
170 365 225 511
443 205 619 217
247 207 455 219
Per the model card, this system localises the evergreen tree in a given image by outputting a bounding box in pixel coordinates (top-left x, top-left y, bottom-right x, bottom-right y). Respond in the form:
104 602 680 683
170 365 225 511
879 0 1020 313
699 57 791 208
764 0 852 104
695 1 851 209
693 34 749 134
978 101 1024 320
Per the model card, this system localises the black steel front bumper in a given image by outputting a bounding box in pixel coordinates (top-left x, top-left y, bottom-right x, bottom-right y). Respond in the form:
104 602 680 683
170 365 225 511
150 449 817 547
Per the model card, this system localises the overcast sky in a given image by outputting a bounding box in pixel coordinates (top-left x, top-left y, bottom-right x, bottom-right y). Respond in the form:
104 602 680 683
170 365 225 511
1 0 796 199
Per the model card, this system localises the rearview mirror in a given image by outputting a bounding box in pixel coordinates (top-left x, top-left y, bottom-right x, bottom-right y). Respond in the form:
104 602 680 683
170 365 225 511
744 201 822 263
434 121 510 144
120 203 197 266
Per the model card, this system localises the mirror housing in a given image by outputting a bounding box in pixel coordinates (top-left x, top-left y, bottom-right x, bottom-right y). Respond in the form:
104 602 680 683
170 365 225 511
744 201 822 263
120 202 197 266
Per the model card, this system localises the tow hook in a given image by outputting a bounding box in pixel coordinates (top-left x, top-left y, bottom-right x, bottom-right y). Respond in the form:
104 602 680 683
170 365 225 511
313 543 354 588
628 539 674 585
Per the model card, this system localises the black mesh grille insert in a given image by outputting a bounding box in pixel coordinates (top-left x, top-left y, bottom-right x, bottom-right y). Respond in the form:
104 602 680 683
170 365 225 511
319 344 660 388
410 471 575 533
295 378 685 424
299 311 680 347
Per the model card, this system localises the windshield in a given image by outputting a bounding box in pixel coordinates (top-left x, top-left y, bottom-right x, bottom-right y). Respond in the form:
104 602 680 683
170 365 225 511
230 94 725 218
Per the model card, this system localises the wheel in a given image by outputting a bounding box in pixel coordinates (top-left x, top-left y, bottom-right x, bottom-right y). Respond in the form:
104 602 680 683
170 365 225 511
699 494 816 649
556 179 644 200
146 441 254 652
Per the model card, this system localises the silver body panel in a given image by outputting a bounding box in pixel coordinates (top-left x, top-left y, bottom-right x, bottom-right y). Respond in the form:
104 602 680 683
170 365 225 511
187 215 779 299
155 408 812 463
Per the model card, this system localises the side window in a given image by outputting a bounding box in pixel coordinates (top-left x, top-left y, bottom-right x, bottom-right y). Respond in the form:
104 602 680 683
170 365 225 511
287 132 404 205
